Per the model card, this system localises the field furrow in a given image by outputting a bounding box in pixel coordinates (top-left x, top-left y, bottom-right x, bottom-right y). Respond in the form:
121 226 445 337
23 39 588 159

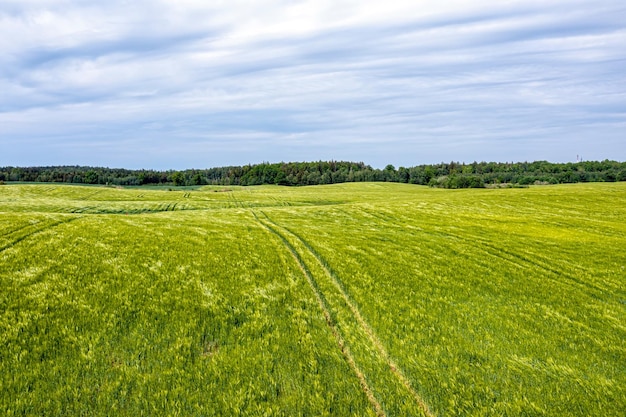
0 216 82 253
1 182 624 416
256 210 434 416
267 216 435 417
254 212 386 417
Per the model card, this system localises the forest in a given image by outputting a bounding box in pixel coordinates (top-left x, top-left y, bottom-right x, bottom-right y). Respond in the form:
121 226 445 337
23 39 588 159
1 160 625 188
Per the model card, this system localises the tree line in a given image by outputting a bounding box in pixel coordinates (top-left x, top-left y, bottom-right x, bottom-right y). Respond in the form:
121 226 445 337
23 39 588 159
1 160 625 188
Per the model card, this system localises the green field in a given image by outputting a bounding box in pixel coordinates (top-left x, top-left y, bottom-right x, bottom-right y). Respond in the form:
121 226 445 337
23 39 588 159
1 182 625 416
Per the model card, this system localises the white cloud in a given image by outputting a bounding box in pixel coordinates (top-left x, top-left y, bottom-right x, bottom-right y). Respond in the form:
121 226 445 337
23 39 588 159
1 0 625 168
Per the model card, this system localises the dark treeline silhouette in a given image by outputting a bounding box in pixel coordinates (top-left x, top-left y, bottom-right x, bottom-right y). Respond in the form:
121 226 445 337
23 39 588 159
1 160 625 188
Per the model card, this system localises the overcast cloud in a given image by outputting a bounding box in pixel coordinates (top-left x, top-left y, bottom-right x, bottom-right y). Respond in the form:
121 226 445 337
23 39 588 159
1 0 625 169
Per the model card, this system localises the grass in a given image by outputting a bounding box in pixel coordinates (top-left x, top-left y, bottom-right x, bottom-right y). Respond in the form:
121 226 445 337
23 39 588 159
0 182 624 416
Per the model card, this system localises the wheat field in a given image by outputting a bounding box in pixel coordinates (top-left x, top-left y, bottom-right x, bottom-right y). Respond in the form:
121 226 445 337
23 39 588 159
1 182 624 416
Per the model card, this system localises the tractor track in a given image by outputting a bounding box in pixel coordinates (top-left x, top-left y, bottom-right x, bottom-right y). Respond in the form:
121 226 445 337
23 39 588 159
254 210 434 417
356 206 607 295
0 216 83 254
267 217 433 415
253 211 385 416
1 222 43 240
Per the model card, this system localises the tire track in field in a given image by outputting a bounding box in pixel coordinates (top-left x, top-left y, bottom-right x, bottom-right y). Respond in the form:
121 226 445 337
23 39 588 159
255 210 435 417
78 189 104 200
228 191 243 208
1 222 43 240
429 228 609 296
260 212 435 417
252 211 385 417
356 206 607 295
0 216 82 253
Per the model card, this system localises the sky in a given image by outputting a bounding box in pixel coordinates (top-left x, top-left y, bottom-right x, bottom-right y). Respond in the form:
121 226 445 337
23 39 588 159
1 0 625 170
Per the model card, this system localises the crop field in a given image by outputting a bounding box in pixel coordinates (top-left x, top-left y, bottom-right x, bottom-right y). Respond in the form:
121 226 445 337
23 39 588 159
1 182 625 416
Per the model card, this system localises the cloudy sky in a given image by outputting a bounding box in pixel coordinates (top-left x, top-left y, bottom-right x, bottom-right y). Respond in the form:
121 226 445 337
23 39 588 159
1 0 625 169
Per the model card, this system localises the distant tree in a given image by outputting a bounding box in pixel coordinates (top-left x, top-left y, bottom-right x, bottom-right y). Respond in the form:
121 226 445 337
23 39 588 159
2 160 625 188
172 171 185 186
306 171 321 185
191 172 206 186
462 164 474 175
332 170 347 183
383 164 397 182
468 175 485 188
275 171 289 185
85 170 99 184
397 167 409 183
9 168 23 182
